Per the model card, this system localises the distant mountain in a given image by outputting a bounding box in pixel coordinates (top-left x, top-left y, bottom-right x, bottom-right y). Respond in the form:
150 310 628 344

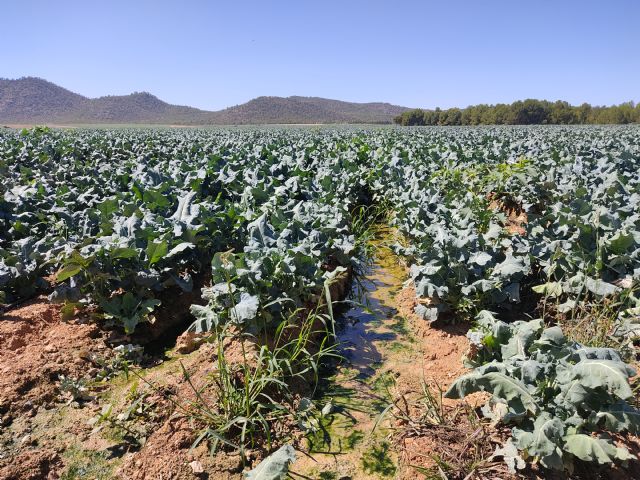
0 77 214 125
213 96 409 124
0 77 409 125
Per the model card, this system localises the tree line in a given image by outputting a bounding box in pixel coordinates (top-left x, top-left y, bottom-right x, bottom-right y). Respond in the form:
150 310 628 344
394 100 639 126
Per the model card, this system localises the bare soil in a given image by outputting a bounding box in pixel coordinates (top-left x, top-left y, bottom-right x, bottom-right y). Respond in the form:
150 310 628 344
0 297 109 418
115 342 246 480
0 298 109 479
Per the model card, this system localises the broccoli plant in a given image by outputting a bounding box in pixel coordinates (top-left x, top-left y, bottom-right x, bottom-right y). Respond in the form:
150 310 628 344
446 311 640 472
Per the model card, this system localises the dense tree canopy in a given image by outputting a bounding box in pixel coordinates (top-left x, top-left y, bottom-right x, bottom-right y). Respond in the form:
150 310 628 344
394 100 640 125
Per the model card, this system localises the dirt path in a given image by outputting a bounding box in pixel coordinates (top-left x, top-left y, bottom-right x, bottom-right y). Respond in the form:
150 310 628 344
290 232 489 479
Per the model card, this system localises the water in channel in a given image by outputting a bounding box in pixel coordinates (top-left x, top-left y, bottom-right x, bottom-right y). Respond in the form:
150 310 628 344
293 231 419 479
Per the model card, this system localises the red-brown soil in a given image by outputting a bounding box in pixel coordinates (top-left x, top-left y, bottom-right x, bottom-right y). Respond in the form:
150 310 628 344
0 297 109 418
0 298 109 479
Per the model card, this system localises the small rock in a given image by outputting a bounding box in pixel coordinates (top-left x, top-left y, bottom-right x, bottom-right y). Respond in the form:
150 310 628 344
44 345 57 354
189 460 204 474
175 332 206 354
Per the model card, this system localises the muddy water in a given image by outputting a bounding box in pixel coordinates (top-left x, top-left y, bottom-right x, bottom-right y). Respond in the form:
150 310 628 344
292 233 421 479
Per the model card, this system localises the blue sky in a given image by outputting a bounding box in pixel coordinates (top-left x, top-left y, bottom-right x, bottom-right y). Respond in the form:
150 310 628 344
2 0 638 110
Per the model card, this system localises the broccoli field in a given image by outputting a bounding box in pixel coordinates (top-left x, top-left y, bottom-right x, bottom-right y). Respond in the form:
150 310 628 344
1 125 639 479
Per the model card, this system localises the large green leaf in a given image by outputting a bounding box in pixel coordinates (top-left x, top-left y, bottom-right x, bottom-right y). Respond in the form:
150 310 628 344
512 413 564 470
231 293 260 324
146 240 168 266
607 231 634 254
189 304 219 333
55 263 84 282
244 444 296 480
110 247 138 259
594 403 640 435
445 370 538 414
563 434 632 464
561 359 635 400
500 319 543 360
532 281 563 297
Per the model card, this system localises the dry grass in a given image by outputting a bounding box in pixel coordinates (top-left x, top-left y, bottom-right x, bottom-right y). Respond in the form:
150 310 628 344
381 381 513 479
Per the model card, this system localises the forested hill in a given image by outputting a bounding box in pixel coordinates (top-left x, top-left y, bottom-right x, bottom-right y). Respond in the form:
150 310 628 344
0 77 409 125
394 99 640 125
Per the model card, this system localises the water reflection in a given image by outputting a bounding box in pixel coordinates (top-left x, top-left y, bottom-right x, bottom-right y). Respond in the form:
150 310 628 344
335 264 400 379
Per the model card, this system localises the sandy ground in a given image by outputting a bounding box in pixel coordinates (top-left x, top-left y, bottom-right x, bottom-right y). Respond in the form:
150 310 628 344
0 298 108 479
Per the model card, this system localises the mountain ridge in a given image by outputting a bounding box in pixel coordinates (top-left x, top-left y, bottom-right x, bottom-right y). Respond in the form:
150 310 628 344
0 77 409 125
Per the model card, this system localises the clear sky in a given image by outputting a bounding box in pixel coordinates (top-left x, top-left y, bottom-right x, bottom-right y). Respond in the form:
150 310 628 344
2 0 638 110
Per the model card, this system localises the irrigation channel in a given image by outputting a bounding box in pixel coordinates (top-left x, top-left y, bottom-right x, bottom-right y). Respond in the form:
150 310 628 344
291 229 463 479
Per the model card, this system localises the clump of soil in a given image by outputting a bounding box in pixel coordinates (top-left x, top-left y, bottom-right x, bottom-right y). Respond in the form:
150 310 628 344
115 332 301 480
0 448 63 480
117 415 242 480
394 285 471 398
115 341 249 479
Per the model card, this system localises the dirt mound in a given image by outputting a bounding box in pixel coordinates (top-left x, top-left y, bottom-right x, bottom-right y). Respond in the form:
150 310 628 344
117 416 205 479
0 298 108 417
117 415 242 480
394 285 470 395
0 298 110 478
391 284 506 477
